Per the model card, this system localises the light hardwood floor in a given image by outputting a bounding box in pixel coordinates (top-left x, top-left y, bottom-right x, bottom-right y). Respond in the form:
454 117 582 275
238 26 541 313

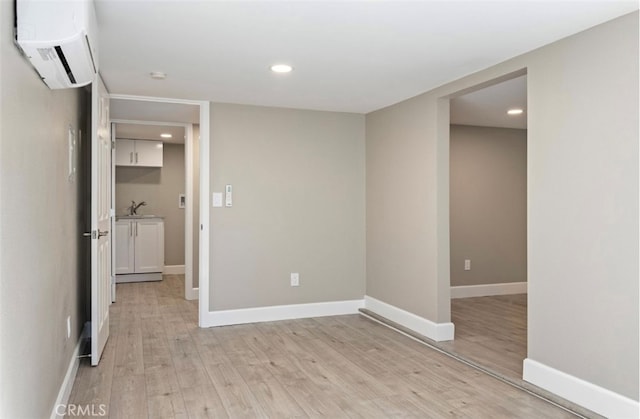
67 276 576 418
439 294 527 380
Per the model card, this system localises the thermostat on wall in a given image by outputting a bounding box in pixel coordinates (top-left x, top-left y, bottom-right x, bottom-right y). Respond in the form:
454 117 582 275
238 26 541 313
225 185 232 207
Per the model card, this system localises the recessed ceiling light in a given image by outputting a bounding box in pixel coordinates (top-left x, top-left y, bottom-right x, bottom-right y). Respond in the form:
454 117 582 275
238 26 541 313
160 133 172 138
270 64 293 73
507 108 524 115
150 71 167 80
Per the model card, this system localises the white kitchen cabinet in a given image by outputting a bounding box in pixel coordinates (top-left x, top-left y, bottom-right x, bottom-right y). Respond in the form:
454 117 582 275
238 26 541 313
115 217 164 282
115 139 163 167
115 139 135 166
114 220 135 274
134 219 164 273
134 140 163 167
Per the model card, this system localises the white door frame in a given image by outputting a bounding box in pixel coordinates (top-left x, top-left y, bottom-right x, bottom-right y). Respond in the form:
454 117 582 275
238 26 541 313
109 95 210 318
110 123 116 303
111 118 197 298
440 68 528 325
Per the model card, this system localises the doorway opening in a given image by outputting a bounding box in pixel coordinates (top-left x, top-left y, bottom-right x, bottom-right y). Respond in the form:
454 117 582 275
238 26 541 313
110 98 203 303
443 74 528 381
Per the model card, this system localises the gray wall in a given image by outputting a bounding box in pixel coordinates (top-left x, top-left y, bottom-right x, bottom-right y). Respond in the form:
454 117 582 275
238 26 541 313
116 143 186 265
450 125 527 287
366 92 444 322
0 1 89 417
209 103 365 310
366 12 638 400
526 13 637 400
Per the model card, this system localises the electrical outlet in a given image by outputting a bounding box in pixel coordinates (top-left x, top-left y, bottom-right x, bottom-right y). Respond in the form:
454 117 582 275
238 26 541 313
66 316 71 339
464 259 471 271
290 273 300 287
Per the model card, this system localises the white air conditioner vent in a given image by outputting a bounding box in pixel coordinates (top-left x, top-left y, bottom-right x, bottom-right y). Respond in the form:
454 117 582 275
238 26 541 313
37 48 55 61
16 0 99 89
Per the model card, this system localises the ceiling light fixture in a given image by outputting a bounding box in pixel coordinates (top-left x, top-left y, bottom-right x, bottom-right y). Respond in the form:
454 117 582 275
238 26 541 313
270 64 293 73
150 71 167 80
160 133 172 138
507 108 524 115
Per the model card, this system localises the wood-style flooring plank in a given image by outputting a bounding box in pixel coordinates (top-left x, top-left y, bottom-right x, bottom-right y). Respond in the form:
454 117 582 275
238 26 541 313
180 385 229 419
66 276 582 419
439 293 528 380
65 337 116 418
204 362 268 419
108 374 148 419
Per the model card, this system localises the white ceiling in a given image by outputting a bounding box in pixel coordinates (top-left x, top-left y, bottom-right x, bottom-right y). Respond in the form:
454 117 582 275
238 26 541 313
96 1 637 114
110 99 199 139
110 99 200 123
450 75 527 129
115 123 186 144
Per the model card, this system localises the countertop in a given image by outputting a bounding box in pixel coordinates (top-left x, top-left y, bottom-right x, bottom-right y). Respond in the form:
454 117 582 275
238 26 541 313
116 215 164 221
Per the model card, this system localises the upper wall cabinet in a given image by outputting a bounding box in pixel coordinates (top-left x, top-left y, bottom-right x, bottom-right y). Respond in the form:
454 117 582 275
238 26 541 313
115 139 163 167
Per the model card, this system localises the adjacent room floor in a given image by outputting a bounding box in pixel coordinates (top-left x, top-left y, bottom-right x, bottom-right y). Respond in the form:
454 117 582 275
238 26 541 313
67 276 576 418
439 294 528 381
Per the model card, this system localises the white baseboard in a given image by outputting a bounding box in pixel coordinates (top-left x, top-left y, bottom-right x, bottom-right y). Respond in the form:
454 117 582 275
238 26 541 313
164 265 185 275
50 323 89 419
186 287 199 301
450 281 527 299
523 358 639 418
116 273 162 283
364 296 454 342
201 299 364 328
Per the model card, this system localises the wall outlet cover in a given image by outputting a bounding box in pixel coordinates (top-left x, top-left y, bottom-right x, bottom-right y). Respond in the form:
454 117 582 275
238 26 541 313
290 273 300 287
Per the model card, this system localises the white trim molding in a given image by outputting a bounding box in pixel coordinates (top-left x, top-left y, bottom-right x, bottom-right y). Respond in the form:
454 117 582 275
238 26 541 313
201 299 364 328
523 358 639 419
198 101 210 327
450 281 527 299
186 287 199 300
163 265 185 275
109 95 209 313
50 324 89 419
364 296 454 342
184 123 195 301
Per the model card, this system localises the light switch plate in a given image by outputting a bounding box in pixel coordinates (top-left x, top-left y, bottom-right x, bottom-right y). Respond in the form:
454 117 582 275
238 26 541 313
68 126 77 182
212 192 223 207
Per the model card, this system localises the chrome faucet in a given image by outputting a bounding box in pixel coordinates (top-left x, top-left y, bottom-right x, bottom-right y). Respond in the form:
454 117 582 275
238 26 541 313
128 200 146 215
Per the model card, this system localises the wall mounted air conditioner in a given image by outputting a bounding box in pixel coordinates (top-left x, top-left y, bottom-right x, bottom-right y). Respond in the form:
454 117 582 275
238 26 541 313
16 0 99 89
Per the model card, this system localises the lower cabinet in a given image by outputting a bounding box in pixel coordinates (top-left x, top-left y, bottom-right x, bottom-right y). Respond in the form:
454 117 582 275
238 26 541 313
115 218 164 281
